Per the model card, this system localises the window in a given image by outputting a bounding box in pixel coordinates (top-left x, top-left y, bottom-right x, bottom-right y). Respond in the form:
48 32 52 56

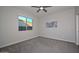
18 16 32 31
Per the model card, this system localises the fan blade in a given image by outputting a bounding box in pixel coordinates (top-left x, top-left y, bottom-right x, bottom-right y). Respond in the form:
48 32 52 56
43 6 52 8
37 9 41 12
32 6 40 8
43 9 47 12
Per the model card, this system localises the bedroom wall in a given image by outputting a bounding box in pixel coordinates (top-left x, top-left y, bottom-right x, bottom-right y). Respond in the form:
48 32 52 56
39 7 76 43
75 6 79 45
0 6 77 48
0 6 38 48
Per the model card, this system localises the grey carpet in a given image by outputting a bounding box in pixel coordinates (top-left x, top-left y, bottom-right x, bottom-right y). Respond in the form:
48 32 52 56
0 36 79 53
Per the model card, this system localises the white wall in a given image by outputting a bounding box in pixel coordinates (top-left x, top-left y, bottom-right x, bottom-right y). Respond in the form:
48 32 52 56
0 7 77 48
39 8 76 43
75 7 79 45
0 7 38 48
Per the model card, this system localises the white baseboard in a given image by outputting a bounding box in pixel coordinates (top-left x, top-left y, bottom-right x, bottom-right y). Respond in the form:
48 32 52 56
0 35 77 48
39 35 75 43
76 42 79 45
0 36 38 48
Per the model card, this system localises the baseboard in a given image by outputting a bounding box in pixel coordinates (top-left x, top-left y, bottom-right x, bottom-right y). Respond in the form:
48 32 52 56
0 36 38 48
76 42 79 45
39 35 75 44
0 36 77 48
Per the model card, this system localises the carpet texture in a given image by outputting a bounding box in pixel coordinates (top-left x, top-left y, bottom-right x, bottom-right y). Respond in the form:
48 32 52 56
0 37 79 53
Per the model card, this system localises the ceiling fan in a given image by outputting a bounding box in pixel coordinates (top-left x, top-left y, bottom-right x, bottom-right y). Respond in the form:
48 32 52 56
32 6 52 13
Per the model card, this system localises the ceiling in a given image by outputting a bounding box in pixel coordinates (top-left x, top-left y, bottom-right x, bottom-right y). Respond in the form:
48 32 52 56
17 6 74 19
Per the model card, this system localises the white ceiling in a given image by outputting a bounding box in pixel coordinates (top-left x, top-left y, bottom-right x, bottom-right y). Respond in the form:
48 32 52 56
17 6 74 19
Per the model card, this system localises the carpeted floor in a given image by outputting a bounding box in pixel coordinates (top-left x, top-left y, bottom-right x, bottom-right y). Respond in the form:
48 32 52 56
0 36 79 53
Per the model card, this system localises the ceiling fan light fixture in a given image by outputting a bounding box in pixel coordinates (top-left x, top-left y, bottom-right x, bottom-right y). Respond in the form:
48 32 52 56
32 6 52 13
40 7 43 10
